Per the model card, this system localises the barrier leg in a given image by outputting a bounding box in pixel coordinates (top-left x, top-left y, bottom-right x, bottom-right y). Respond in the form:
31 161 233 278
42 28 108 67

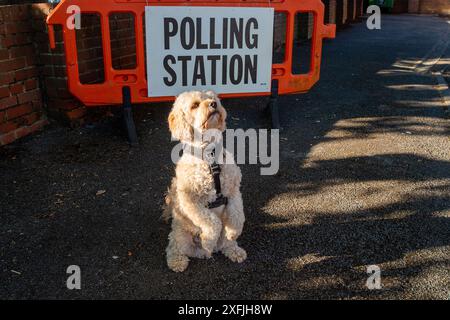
122 86 139 146
267 80 280 129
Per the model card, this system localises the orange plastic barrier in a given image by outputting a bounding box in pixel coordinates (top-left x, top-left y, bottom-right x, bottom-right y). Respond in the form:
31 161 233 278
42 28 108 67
47 0 335 106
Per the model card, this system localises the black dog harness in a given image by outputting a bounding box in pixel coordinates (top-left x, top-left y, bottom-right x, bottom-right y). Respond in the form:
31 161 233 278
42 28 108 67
207 150 228 209
182 144 228 209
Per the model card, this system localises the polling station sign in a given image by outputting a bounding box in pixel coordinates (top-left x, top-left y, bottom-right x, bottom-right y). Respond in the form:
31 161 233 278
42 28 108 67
145 6 274 97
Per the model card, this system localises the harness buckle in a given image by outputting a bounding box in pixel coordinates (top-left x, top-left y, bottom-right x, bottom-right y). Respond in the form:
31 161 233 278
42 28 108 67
207 194 228 209
209 163 221 174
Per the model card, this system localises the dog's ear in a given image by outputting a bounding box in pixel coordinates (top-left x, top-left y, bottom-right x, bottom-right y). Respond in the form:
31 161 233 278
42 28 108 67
218 112 227 132
168 106 193 141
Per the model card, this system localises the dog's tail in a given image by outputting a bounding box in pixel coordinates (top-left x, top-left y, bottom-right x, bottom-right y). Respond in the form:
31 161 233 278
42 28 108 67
161 178 176 223
161 192 173 223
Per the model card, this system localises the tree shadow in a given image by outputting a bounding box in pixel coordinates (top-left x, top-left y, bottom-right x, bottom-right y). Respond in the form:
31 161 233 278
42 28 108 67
224 148 450 299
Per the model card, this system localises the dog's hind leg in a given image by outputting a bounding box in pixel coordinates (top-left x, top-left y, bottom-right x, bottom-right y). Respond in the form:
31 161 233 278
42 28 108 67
219 238 247 263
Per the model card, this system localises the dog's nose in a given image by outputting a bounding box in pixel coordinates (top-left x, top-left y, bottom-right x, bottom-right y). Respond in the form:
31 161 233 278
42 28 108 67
209 101 217 109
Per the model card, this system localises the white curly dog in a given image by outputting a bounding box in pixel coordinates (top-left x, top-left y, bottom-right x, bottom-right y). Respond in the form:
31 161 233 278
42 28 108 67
163 90 246 272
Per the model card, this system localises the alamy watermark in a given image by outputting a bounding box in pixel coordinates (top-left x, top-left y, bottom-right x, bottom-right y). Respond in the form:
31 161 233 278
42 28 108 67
65 5 81 30
366 265 382 290
366 5 381 30
66 265 81 290
171 128 279 175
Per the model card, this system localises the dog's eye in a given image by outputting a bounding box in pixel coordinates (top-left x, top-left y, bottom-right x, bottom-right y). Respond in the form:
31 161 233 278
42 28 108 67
191 102 200 109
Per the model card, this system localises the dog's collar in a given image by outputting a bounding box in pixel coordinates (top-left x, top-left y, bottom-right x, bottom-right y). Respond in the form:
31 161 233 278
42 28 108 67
182 141 211 159
181 141 222 164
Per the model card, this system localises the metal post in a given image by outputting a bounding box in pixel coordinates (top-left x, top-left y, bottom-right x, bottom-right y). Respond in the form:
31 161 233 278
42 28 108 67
122 86 139 146
268 80 280 129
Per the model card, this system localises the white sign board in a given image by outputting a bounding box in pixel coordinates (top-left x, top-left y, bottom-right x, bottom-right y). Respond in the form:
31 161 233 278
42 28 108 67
145 6 274 97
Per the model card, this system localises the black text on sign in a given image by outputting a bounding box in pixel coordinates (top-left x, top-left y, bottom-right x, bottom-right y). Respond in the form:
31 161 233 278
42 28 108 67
145 7 274 97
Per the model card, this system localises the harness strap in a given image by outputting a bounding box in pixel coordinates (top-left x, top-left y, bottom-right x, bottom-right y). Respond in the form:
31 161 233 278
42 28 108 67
207 153 228 209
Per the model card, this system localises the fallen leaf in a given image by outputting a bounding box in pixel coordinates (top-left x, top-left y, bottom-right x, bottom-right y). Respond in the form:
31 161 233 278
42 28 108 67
96 190 106 196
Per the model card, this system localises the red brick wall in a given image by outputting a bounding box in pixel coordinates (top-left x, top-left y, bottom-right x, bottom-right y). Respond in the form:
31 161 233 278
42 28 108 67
335 0 350 28
326 0 363 25
0 4 47 146
31 4 103 125
272 12 286 64
343 0 348 24
408 0 420 13
75 14 105 85
347 0 356 21
33 4 137 125
325 0 337 24
419 0 450 15
294 12 314 41
392 0 409 13
0 3 141 146
110 13 137 70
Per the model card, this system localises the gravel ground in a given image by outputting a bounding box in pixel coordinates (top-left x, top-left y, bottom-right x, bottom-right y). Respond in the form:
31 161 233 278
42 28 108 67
1 15 449 300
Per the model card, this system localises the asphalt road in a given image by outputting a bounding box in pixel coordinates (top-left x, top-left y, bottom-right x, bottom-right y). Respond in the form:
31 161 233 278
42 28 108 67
1 15 449 299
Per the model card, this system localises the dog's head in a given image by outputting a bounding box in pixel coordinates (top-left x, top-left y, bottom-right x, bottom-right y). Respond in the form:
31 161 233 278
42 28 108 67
168 91 227 141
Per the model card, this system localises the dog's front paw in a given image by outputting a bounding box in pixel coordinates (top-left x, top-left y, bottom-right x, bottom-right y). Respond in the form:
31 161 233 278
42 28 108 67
167 254 189 272
200 224 221 254
223 245 247 263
